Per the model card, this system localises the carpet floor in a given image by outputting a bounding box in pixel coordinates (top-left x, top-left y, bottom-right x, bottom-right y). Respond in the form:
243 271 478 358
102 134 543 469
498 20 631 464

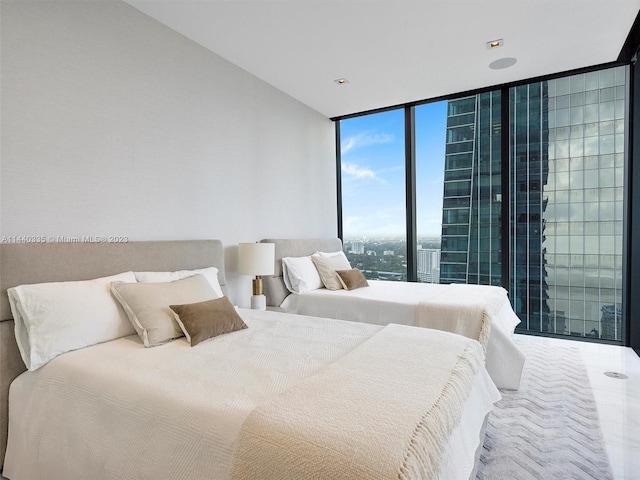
476 342 613 479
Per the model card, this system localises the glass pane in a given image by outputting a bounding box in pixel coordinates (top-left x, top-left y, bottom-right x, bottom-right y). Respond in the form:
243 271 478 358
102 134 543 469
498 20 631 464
509 65 626 342
340 109 407 280
416 93 502 286
415 100 447 283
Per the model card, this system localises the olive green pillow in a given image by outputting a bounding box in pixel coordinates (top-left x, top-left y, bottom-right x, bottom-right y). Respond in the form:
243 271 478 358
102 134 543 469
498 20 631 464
170 296 247 347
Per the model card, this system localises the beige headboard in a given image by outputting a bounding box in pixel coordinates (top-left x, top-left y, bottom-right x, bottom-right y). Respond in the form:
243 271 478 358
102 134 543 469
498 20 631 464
0 239 226 467
260 238 343 307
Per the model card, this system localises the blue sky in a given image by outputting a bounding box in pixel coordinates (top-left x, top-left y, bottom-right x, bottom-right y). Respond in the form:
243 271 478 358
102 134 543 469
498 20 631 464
340 101 448 238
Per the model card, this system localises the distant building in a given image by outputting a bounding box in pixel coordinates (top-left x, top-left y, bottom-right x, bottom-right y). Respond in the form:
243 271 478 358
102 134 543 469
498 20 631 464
417 248 441 283
350 241 364 254
383 250 394 256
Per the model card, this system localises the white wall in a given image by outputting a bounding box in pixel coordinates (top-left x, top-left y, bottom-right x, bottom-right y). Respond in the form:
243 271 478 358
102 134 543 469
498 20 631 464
0 0 337 305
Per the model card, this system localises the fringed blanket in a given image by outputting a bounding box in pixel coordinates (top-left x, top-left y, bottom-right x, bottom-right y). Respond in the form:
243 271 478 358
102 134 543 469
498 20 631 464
230 324 484 480
416 284 508 351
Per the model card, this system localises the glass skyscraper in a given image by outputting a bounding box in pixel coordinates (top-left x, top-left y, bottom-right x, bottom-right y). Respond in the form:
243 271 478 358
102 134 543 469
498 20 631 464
440 92 502 287
441 66 626 341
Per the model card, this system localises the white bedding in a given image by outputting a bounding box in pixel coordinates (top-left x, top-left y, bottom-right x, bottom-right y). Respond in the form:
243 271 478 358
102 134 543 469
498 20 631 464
281 280 526 390
3 309 499 480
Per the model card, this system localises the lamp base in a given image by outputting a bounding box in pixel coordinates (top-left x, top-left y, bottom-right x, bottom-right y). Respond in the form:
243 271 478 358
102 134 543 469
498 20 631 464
252 276 263 296
251 294 266 311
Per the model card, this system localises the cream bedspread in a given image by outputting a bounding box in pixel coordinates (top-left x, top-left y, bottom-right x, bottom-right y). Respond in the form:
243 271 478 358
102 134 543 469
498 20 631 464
3 310 499 480
231 324 484 480
285 280 526 390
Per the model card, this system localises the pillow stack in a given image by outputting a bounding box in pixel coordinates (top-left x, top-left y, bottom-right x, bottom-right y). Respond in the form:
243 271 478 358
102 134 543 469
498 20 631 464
111 274 220 347
112 271 246 348
8 266 247 371
281 250 369 294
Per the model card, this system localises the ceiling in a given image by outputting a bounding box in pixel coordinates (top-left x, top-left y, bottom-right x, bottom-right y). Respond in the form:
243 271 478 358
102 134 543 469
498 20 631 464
124 0 640 119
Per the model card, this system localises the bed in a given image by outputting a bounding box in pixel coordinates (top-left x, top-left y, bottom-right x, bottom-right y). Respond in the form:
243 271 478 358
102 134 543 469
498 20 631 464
261 238 526 390
0 240 500 480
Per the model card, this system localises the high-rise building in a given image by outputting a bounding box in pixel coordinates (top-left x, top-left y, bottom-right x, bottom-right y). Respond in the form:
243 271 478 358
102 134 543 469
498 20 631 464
417 248 440 283
440 92 502 287
350 241 365 255
440 66 625 341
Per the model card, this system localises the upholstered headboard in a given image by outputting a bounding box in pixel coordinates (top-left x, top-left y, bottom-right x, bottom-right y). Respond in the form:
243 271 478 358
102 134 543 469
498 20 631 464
0 239 226 467
260 238 343 307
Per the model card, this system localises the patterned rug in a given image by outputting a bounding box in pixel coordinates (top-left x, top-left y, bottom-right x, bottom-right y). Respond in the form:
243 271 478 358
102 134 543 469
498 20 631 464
476 342 614 480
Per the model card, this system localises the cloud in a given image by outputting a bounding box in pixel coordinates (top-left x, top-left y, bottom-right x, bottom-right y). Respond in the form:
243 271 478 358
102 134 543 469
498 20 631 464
342 163 386 183
341 132 394 155
343 207 407 236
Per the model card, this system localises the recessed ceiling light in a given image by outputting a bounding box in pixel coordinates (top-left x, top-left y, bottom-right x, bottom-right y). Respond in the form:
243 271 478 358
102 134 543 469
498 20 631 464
486 39 503 49
334 78 349 85
489 57 517 70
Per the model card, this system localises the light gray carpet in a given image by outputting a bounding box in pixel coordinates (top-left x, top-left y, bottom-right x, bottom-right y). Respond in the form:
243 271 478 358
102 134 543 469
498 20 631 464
477 342 614 480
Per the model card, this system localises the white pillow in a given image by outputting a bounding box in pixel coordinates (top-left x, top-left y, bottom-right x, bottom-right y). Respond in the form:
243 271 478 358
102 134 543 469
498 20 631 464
8 271 137 371
281 256 324 294
134 267 223 298
311 253 352 290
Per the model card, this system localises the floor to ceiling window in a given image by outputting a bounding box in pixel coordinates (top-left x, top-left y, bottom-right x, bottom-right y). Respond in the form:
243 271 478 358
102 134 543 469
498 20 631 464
336 65 628 344
510 66 626 341
415 101 447 284
339 108 407 280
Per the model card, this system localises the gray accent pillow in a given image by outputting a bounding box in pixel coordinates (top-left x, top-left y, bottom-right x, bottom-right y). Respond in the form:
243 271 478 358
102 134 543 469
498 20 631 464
170 296 247 347
111 274 218 347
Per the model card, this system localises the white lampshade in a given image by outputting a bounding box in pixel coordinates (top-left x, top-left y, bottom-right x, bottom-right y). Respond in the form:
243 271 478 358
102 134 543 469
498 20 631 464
238 242 275 276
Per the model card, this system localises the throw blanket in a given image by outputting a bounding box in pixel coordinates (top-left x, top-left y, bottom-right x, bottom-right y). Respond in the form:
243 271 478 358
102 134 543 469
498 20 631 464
416 284 508 351
230 324 484 480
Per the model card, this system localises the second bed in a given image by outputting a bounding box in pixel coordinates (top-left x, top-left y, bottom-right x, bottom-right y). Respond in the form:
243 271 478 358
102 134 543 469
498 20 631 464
262 238 526 390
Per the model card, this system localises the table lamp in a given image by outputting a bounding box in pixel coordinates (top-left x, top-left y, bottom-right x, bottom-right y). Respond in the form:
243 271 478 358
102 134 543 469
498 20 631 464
238 242 275 310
